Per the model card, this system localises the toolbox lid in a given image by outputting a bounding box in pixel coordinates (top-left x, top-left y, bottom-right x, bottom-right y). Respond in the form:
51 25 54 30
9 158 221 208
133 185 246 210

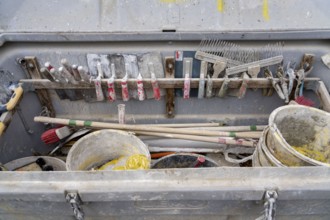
0 0 330 41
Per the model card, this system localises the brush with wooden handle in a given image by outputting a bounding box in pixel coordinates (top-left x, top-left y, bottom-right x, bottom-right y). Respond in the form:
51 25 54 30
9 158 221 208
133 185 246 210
41 126 73 144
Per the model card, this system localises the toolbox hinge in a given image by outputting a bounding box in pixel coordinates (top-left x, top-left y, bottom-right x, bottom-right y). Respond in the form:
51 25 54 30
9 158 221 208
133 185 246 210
65 191 85 220
256 190 278 220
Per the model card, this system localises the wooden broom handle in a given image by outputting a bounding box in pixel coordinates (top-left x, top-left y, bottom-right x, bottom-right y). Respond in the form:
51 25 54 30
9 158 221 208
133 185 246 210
34 116 261 139
135 131 256 147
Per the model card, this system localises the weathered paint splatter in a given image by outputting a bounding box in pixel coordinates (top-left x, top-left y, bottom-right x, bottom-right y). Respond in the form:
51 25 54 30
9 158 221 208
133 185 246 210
183 74 191 99
218 138 227 144
217 0 224 12
107 79 116 102
151 79 161 100
263 0 270 21
94 79 105 101
121 81 129 101
137 79 145 101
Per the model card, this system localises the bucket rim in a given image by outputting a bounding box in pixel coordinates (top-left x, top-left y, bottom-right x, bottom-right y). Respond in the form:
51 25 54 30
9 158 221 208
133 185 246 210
4 156 67 171
268 105 328 127
259 127 286 167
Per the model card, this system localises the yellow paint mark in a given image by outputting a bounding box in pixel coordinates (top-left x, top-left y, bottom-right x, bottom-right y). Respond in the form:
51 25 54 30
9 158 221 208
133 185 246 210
262 0 270 21
217 0 224 12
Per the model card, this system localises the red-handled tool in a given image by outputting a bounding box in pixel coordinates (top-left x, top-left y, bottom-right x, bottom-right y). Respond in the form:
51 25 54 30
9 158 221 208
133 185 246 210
149 63 161 100
121 63 130 101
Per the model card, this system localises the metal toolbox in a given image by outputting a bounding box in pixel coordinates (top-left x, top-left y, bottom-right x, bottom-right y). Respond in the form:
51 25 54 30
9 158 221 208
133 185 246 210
1 1 330 219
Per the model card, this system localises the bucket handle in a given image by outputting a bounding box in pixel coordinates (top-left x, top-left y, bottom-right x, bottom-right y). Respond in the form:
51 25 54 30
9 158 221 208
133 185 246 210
224 150 253 164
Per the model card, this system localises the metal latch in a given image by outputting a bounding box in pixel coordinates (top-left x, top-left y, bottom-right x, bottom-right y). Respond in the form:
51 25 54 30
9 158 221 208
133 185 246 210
65 191 84 220
256 190 278 220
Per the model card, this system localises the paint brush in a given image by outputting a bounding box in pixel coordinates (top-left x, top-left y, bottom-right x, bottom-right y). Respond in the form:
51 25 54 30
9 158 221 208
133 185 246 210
183 60 191 99
59 67 78 84
198 60 207 99
45 62 54 71
121 63 130 101
40 67 55 81
137 73 145 101
60 58 73 75
149 62 161 100
71 65 82 81
49 68 66 83
77 66 91 82
206 75 213 98
41 126 73 144
183 73 191 99
94 62 105 101
40 68 67 99
107 63 116 102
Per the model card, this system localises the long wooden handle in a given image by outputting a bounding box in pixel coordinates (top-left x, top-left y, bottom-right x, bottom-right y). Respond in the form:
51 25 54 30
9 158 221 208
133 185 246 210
34 116 261 139
184 125 266 132
145 123 266 131
135 131 256 147
141 122 222 128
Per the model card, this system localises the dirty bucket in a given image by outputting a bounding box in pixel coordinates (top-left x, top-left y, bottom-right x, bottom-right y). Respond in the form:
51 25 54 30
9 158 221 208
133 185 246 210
4 156 66 171
268 105 330 167
252 127 286 167
66 129 151 171
251 146 261 167
152 153 219 169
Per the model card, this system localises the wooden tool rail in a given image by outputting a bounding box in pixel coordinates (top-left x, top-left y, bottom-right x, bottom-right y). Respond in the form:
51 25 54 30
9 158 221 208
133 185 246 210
20 77 321 90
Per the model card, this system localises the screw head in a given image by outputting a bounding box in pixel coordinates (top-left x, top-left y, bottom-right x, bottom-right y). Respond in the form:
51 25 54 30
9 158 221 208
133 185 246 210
28 62 34 69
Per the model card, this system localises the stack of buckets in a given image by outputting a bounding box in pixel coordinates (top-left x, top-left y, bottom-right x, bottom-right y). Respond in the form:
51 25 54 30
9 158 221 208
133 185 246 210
253 105 330 167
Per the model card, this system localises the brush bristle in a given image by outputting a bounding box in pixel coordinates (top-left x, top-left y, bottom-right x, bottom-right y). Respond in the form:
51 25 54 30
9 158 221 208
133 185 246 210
41 128 60 144
41 126 72 144
295 96 314 107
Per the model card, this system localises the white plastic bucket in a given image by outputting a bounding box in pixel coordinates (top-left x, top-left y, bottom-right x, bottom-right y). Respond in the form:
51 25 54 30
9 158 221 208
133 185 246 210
66 129 151 171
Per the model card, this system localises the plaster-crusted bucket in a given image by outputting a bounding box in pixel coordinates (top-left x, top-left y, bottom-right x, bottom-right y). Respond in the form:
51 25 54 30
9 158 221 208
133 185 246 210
267 105 330 167
251 145 262 167
66 129 151 171
252 127 286 167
